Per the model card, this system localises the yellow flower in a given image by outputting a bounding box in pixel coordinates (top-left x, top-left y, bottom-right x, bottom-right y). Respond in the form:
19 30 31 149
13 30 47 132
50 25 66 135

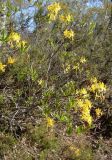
78 98 92 125
38 79 43 85
8 57 16 64
48 2 61 14
77 99 84 107
69 146 76 151
38 79 45 87
47 2 61 22
48 13 57 21
73 63 79 70
47 117 54 127
16 40 27 48
66 14 73 22
69 146 80 157
90 77 97 83
80 88 88 95
60 15 66 22
0 62 6 72
90 77 106 93
90 81 106 93
64 64 70 73
64 29 74 39
80 57 86 63
60 14 73 23
84 99 92 109
98 82 106 92
95 108 103 117
81 113 92 126
9 32 21 43
21 40 27 47
90 84 97 93
78 99 92 111
77 88 89 98
75 148 80 157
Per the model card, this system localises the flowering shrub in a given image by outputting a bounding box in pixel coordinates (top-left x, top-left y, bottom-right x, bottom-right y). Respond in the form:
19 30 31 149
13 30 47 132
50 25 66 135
0 0 112 159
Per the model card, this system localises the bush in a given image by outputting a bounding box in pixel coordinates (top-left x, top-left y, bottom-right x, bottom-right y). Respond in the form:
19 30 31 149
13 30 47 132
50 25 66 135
0 0 111 159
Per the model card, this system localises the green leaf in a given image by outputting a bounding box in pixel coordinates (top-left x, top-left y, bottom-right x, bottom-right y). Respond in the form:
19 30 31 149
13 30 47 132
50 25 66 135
66 124 73 135
88 21 96 35
76 125 85 134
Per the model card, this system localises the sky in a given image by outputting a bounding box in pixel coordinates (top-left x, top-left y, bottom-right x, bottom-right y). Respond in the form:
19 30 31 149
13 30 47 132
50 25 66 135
13 0 103 32
87 0 103 7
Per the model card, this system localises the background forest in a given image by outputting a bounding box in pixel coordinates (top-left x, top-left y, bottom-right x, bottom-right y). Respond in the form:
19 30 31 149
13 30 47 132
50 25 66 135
0 0 112 160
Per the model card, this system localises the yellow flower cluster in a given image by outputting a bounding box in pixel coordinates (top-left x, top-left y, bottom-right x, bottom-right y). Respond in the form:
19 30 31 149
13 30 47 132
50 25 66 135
48 14 57 21
64 29 74 39
47 117 54 127
0 57 16 72
0 62 6 72
17 40 27 48
90 78 106 93
81 112 92 126
69 145 80 157
8 32 27 49
76 88 89 98
73 63 79 71
78 99 92 126
38 79 45 87
8 56 16 64
80 88 88 95
63 63 70 73
60 14 73 23
80 57 87 63
8 32 21 43
48 2 61 14
95 108 103 117
47 2 61 21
